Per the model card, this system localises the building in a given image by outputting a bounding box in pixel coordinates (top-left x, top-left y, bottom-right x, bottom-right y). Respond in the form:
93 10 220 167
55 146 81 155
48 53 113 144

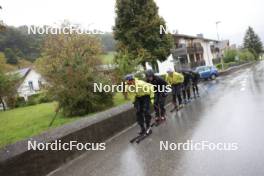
11 68 46 101
146 33 229 74
171 34 224 69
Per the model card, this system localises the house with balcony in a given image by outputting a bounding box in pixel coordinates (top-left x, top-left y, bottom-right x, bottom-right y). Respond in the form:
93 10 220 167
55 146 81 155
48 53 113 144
146 33 229 74
171 34 225 70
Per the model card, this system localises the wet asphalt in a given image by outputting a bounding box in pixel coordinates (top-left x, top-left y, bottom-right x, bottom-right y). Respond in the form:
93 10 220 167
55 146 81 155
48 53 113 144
49 61 264 176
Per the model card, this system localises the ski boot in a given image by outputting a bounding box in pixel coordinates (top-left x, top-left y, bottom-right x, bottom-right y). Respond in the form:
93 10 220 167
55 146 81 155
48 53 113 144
161 116 166 121
146 126 152 135
138 127 146 135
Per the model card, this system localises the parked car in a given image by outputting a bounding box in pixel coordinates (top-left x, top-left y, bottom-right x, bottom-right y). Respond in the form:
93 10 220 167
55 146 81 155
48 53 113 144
195 66 219 80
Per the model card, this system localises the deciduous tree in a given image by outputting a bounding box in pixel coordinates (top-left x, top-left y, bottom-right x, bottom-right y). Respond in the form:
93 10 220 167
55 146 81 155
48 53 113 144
36 33 113 116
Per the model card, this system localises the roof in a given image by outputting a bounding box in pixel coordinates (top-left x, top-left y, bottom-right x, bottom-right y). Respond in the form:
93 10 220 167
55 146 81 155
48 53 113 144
7 67 31 78
173 34 219 42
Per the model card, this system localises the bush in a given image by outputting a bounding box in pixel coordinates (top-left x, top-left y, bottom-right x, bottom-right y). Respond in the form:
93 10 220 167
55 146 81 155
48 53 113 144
15 97 27 107
27 94 39 106
223 49 237 63
212 58 221 65
238 49 256 62
11 93 53 108
37 93 53 103
216 63 222 70
26 93 53 106
5 96 17 109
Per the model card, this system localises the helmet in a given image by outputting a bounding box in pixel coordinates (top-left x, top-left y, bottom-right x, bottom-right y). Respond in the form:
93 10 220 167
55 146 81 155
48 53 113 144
124 74 134 81
145 69 154 78
167 68 174 73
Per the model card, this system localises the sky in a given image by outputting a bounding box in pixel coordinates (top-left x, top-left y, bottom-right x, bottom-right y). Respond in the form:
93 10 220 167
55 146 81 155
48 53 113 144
0 0 263 45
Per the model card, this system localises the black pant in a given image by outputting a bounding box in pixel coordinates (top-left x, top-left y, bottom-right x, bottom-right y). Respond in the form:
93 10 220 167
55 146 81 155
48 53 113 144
134 95 151 129
154 93 166 117
172 84 182 105
182 84 191 100
192 82 199 96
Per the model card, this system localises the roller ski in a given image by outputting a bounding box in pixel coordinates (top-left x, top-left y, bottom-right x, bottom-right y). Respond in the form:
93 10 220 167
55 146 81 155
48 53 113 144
170 104 184 112
151 116 166 127
130 127 147 143
183 99 192 104
135 127 152 144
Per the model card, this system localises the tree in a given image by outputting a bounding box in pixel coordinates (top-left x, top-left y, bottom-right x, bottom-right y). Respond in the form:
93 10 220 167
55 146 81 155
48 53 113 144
36 33 113 117
0 69 18 111
243 26 263 59
0 52 5 68
114 47 141 81
97 33 116 53
113 0 173 68
0 25 42 62
4 48 18 64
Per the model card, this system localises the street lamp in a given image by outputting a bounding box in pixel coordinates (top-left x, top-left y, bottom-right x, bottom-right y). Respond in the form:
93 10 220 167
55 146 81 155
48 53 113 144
216 21 221 41
216 21 224 70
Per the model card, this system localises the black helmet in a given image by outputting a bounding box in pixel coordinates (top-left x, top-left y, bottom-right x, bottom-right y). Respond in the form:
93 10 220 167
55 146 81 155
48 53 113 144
145 69 154 78
124 74 134 81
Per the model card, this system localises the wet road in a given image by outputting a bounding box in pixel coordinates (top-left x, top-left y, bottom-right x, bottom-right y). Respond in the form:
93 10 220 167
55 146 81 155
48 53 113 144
49 62 264 176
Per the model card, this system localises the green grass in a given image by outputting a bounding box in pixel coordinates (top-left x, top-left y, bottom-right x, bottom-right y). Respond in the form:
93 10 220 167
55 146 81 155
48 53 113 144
113 92 132 106
0 93 131 148
0 102 81 148
100 52 115 64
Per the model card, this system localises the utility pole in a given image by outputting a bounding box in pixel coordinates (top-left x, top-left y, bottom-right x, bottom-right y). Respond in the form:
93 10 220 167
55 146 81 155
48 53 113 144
216 21 224 70
216 21 221 41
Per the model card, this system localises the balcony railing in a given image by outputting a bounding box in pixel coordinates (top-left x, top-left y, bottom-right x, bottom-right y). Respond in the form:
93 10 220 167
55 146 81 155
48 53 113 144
171 46 203 58
187 46 203 54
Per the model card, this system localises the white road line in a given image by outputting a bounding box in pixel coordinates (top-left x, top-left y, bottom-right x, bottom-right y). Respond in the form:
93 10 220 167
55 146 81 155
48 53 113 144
240 87 246 91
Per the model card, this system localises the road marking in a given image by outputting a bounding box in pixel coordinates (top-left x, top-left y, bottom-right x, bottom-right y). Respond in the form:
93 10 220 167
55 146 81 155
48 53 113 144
240 87 246 91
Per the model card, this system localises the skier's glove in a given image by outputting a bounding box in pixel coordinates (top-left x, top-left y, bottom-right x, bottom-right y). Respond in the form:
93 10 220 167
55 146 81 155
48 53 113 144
151 97 154 104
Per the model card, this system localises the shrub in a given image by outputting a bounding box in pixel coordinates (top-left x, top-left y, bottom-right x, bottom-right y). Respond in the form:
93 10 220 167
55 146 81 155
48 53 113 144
238 49 256 62
216 63 222 70
27 94 39 106
212 58 221 65
223 49 237 63
5 96 17 109
15 97 27 107
38 93 53 103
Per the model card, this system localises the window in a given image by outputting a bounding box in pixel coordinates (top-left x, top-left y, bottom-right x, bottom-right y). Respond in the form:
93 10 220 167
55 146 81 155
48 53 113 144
28 81 33 91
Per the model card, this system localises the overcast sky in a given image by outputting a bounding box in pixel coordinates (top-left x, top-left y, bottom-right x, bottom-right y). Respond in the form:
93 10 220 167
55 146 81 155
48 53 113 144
1 0 263 45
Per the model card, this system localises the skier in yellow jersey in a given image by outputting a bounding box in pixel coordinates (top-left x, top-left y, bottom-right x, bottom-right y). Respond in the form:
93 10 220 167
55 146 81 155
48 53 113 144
165 68 184 111
124 74 154 135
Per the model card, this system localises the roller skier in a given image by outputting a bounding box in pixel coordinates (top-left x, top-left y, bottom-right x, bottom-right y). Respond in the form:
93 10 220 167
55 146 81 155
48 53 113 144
181 70 192 104
190 71 200 98
165 68 184 111
145 69 168 124
124 74 154 137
